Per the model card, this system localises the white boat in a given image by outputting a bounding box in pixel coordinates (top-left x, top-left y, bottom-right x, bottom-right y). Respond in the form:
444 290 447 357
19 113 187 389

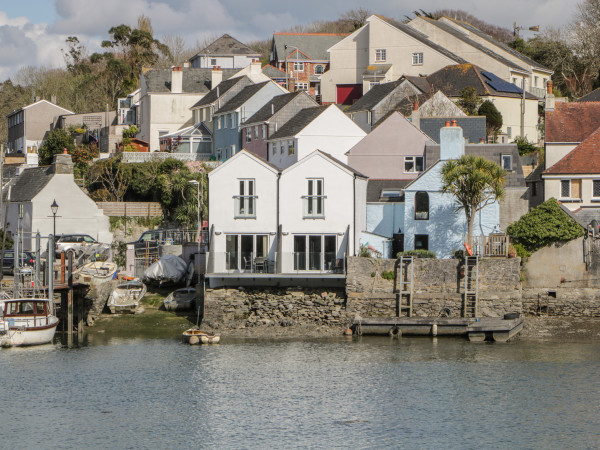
163 287 196 311
182 328 220 345
77 261 118 280
107 281 147 314
0 298 59 347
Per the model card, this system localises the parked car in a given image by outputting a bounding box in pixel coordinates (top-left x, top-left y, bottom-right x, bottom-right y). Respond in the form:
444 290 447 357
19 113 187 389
129 229 199 256
55 234 98 252
1 250 36 275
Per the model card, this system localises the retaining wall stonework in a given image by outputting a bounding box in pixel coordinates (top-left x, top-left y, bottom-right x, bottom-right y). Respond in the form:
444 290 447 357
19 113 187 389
522 288 600 317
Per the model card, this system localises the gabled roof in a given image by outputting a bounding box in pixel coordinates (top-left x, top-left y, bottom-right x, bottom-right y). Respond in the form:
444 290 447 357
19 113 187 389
346 80 403 113
401 75 433 94
281 149 368 178
268 105 329 140
417 17 529 73
262 64 286 79
545 102 600 143
375 15 468 64
367 179 410 202
159 123 212 139
142 67 238 94
3 166 53 202
272 33 348 62
215 81 271 114
426 64 537 99
242 91 308 126
193 34 260 58
7 99 74 117
191 76 249 108
209 149 280 177
544 126 600 175
576 89 600 103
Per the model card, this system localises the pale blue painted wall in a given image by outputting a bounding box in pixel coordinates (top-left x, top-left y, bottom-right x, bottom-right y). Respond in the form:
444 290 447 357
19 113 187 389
403 162 500 258
365 203 404 238
360 231 393 258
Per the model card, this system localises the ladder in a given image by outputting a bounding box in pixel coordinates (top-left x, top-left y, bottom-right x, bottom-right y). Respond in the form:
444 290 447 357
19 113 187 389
396 256 414 317
463 256 479 318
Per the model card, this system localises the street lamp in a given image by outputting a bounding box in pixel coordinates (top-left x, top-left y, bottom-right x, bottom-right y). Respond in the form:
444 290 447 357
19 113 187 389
188 180 200 255
50 199 58 237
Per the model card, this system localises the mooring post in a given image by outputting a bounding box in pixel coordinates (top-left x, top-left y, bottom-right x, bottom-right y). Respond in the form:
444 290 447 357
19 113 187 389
13 232 19 298
60 252 65 284
35 232 41 292
48 235 55 315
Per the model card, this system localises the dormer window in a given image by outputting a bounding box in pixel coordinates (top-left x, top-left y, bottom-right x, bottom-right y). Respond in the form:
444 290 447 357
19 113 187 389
314 65 324 74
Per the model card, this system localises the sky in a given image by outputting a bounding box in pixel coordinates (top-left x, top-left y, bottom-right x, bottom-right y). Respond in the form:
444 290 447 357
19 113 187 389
0 0 578 82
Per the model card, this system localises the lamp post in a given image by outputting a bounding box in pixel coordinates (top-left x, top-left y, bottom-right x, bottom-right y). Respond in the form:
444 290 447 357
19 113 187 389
188 180 200 256
51 199 58 237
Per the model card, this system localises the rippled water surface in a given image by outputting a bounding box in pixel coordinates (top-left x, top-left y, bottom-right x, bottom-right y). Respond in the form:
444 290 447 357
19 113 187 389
1 336 599 449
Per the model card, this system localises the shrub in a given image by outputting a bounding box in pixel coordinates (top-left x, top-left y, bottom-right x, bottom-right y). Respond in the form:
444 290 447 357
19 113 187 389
454 250 465 260
397 249 437 259
381 270 396 280
506 198 584 253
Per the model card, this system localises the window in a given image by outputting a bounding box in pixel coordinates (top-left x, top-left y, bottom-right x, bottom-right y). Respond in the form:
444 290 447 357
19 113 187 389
304 179 325 218
230 113 236 129
415 192 429 220
412 52 424 65
501 154 512 171
211 58 217 66
231 144 236 156
254 126 259 138
270 143 276 156
414 234 429 251
506 126 512 139
534 76 539 87
288 141 295 155
375 49 386 62
594 180 600 198
295 82 308 91
293 61 304 71
217 116 222 129
280 143 285 154
381 189 402 199
245 129 251 143
370 81 380 88
404 156 424 173
561 180 570 198
235 179 256 218
314 64 324 74
262 124 267 139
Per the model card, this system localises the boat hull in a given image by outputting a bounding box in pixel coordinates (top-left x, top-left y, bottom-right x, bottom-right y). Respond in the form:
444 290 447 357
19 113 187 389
107 281 147 314
1 317 59 347
182 329 220 344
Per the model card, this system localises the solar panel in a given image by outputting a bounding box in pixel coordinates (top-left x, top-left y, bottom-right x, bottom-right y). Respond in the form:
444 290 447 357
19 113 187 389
481 71 523 94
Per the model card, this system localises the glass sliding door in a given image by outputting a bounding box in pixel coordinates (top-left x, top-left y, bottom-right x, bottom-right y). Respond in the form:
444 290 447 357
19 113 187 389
324 235 336 270
294 235 306 270
225 235 238 270
241 235 253 271
308 235 321 270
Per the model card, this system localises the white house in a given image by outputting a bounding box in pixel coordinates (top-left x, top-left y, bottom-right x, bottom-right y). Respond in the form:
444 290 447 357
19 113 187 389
206 150 367 286
2 153 112 251
189 34 261 69
267 104 366 169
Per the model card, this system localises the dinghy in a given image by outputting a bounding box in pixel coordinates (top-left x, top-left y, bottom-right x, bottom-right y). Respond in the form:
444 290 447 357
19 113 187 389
107 280 146 314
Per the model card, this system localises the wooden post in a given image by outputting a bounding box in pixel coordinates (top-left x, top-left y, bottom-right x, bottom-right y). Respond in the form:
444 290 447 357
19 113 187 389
67 252 73 348
60 252 65 284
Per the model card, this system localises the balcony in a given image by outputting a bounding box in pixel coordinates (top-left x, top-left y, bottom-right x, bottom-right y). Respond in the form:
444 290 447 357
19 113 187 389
302 195 325 219
234 196 257 219
526 86 547 99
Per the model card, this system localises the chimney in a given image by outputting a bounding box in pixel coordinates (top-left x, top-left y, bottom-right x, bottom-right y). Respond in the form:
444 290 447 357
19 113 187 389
211 65 223 89
51 95 57 104
51 152 74 175
440 121 465 160
545 80 555 111
250 59 261 77
171 66 183 93
413 101 419 111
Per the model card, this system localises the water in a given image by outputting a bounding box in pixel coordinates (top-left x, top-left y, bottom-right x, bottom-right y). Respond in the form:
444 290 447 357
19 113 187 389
1 336 599 449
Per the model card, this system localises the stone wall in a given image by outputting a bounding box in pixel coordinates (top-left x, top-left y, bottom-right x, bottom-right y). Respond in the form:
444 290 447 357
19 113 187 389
522 288 600 317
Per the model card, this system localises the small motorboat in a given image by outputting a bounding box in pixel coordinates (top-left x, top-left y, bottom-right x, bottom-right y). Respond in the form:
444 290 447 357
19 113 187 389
77 261 118 281
163 287 196 311
182 328 220 345
142 255 188 286
107 280 147 314
0 298 59 347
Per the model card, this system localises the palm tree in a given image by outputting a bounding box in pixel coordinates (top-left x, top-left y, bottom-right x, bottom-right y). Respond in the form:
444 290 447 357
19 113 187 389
440 155 505 248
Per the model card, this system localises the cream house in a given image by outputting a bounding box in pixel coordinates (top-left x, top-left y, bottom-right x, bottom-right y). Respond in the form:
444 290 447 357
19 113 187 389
321 15 466 104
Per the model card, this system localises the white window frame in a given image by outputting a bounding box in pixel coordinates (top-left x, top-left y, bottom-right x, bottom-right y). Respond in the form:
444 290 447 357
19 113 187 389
245 128 251 143
288 140 295 156
501 154 512 171
295 82 308 92
293 61 304 72
381 189 402 198
412 52 424 65
235 179 257 219
230 113 236 129
375 49 386 62
404 156 424 173
254 125 259 138
262 124 267 139
314 64 324 74
303 178 325 219
507 126 512 139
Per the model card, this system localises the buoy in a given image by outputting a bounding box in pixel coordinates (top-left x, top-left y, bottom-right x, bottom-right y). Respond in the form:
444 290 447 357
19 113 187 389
431 323 438 336
464 243 473 256
343 328 353 336
188 336 200 345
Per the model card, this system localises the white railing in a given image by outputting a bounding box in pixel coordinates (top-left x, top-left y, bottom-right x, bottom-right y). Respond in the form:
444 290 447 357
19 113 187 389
526 86 547 99
121 152 214 163
206 251 346 274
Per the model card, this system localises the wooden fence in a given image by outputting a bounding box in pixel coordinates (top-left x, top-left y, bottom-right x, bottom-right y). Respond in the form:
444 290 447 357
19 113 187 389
97 202 163 217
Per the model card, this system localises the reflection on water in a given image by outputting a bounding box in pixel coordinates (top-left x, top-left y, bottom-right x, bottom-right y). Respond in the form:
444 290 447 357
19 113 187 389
1 336 599 448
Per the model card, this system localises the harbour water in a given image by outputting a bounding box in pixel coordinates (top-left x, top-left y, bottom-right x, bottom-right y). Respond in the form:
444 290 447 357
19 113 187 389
1 335 599 448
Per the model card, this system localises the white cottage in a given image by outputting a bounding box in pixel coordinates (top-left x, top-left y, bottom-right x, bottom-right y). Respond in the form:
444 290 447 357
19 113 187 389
206 150 367 287
2 153 112 250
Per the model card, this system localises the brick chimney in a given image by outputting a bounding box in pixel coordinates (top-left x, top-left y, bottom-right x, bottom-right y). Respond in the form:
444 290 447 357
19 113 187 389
440 120 464 160
211 66 223 89
171 66 183 93
50 152 74 174
545 80 555 111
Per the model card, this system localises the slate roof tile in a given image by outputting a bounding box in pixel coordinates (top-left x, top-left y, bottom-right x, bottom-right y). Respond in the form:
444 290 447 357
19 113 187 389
215 81 271 114
268 105 329 140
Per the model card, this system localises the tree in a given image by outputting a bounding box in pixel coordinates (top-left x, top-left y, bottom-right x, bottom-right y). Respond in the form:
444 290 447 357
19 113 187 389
38 128 76 165
441 155 506 247
88 157 129 202
478 100 503 141
457 87 482 115
513 136 542 156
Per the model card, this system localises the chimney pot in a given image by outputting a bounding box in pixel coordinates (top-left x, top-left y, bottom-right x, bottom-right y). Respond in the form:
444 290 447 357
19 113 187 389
547 80 553 95
451 119 458 127
479 138 485 144
63 148 68 154
413 101 419 111
445 120 451 127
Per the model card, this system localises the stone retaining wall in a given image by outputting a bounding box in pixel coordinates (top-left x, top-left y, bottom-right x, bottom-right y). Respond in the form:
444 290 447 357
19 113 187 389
522 288 600 317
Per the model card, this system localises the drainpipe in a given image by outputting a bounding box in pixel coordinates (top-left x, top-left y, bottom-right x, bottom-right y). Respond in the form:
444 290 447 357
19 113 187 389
276 172 281 273
353 174 356 260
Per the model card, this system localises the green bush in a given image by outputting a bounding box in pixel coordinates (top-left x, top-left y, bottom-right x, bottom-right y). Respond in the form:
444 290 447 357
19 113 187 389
397 249 437 259
381 270 396 280
513 243 530 259
454 250 465 260
506 198 584 253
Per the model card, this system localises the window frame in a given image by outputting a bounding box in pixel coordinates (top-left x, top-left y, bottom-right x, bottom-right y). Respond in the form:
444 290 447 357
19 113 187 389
245 128 251 143
412 52 424 65
501 154 512 171
293 61 304 72
560 179 571 199
414 191 429 220
235 178 257 219
593 179 600 199
404 156 424 173
314 64 324 74
375 49 386 62
295 82 308 92
303 178 325 219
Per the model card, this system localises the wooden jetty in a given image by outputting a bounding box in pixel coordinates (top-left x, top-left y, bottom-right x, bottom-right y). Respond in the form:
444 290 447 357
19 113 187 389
352 316 524 342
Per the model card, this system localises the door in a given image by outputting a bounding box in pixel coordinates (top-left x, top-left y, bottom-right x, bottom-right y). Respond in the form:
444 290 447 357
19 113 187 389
324 235 336 270
308 235 321 270
241 235 253 271
336 84 363 105
225 235 238 270
294 235 306 270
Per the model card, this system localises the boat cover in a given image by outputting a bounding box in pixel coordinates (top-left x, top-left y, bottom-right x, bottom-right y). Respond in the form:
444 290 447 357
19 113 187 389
142 254 188 285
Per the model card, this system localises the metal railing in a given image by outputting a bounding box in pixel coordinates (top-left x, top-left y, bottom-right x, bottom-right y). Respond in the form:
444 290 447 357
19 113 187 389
302 196 325 218
206 251 345 274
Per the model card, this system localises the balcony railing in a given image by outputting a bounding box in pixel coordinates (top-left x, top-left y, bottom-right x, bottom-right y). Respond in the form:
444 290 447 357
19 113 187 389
469 233 509 257
302 196 325 218
526 86 547 99
206 252 345 275
234 196 257 219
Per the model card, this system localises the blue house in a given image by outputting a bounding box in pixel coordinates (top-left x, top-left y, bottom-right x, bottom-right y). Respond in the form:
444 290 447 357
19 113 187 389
213 80 288 160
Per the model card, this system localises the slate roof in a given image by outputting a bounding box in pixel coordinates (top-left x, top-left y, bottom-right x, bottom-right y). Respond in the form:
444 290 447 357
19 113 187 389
377 16 468 64
272 33 348 62
346 80 403 113
367 179 410 202
545 102 600 142
242 91 305 125
142 68 238 94
525 162 544 182
576 88 600 102
446 18 551 72
402 75 433 94
419 18 528 73
545 126 600 174
560 204 600 229
420 117 487 144
191 76 248 108
215 81 271 114
194 34 260 57
268 105 329 140
262 64 286 79
424 143 526 188
3 166 53 202
426 64 537 99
